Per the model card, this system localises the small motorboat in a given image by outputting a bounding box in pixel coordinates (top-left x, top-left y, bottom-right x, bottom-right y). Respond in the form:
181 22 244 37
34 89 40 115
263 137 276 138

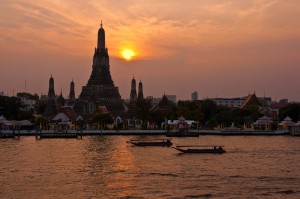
128 139 173 147
173 145 226 154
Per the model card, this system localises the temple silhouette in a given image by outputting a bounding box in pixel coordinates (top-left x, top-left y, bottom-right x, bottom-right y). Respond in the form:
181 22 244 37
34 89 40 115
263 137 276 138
74 22 127 119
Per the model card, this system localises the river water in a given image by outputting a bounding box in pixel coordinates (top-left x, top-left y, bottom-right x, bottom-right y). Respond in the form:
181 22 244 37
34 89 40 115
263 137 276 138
0 135 299 199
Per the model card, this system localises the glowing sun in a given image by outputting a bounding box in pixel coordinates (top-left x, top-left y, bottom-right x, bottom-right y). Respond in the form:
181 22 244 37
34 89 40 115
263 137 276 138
121 49 136 61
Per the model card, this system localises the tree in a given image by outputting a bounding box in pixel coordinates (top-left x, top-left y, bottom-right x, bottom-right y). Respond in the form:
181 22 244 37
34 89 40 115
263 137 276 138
16 92 39 101
200 99 218 124
135 98 152 121
92 113 114 125
176 100 203 121
279 103 300 122
0 96 22 120
35 100 47 114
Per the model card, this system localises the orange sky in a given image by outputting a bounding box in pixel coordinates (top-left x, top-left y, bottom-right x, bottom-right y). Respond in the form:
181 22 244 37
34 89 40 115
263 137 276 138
1 0 300 101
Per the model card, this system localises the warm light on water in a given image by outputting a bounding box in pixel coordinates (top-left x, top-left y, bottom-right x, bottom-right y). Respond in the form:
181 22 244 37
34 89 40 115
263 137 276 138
0 136 300 198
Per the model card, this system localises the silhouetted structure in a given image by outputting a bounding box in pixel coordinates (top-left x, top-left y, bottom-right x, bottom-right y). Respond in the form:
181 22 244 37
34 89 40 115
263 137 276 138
43 75 57 117
127 77 138 118
74 22 127 119
130 76 137 103
240 93 261 109
57 89 65 109
138 80 144 100
67 80 76 106
52 106 78 122
191 91 198 101
152 94 175 116
69 80 75 102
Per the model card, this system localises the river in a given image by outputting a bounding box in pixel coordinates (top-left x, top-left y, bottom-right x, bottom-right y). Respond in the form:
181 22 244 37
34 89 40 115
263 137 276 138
0 135 299 198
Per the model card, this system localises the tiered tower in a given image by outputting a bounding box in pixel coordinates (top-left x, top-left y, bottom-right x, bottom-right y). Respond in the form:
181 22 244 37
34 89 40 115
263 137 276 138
69 80 75 101
74 22 126 118
43 75 57 117
57 88 65 109
130 76 137 103
48 75 55 100
127 78 144 118
67 80 76 106
138 80 144 100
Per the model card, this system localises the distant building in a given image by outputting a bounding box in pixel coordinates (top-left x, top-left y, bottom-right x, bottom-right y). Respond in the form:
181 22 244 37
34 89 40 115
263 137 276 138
258 97 272 107
151 94 176 117
130 77 137 103
57 89 65 109
52 106 78 122
240 93 261 109
138 80 144 100
19 97 36 111
147 96 162 107
127 77 138 118
210 97 246 108
67 80 76 106
165 95 176 104
43 75 58 117
127 77 144 118
191 91 198 101
271 99 288 120
0 91 4 96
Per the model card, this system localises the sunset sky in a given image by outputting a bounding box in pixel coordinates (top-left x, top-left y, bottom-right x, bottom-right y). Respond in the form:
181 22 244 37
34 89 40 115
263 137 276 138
1 0 300 101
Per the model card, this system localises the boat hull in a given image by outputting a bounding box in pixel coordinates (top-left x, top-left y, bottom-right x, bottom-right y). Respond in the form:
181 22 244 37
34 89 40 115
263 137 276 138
173 147 226 154
129 140 172 147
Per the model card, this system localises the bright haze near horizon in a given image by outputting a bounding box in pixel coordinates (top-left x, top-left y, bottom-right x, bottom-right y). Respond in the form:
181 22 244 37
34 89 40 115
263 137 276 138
0 0 300 101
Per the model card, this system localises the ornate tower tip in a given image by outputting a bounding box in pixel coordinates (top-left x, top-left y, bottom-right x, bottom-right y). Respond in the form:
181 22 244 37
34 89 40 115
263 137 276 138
100 20 103 28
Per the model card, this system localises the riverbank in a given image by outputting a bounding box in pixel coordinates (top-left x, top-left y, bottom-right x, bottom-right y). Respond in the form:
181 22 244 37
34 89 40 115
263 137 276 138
0 129 291 136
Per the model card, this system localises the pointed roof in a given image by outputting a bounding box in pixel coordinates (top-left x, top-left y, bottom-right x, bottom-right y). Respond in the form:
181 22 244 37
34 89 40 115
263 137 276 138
279 116 295 126
152 95 175 112
240 93 261 109
254 116 273 125
52 106 77 121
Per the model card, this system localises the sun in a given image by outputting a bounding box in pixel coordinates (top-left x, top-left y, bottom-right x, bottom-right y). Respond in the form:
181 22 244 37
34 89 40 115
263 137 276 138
121 49 136 61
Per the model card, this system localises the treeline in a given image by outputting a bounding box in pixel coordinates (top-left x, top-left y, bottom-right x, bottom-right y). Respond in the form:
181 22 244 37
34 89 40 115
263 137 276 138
136 99 262 128
135 99 300 128
0 95 33 120
1 95 300 128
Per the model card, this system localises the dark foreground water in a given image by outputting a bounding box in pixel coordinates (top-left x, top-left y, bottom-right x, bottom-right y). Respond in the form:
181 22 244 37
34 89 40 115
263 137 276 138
0 135 299 199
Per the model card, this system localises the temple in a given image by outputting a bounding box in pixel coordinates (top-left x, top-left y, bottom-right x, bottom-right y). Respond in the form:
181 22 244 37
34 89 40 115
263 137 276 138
130 76 137 103
43 75 58 117
74 22 127 118
138 80 144 100
69 80 75 102
127 77 144 118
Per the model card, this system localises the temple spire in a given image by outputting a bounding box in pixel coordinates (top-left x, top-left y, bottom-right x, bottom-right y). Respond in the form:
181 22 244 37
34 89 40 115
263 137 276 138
97 20 105 49
138 80 144 100
69 79 75 101
130 76 137 102
48 75 55 100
